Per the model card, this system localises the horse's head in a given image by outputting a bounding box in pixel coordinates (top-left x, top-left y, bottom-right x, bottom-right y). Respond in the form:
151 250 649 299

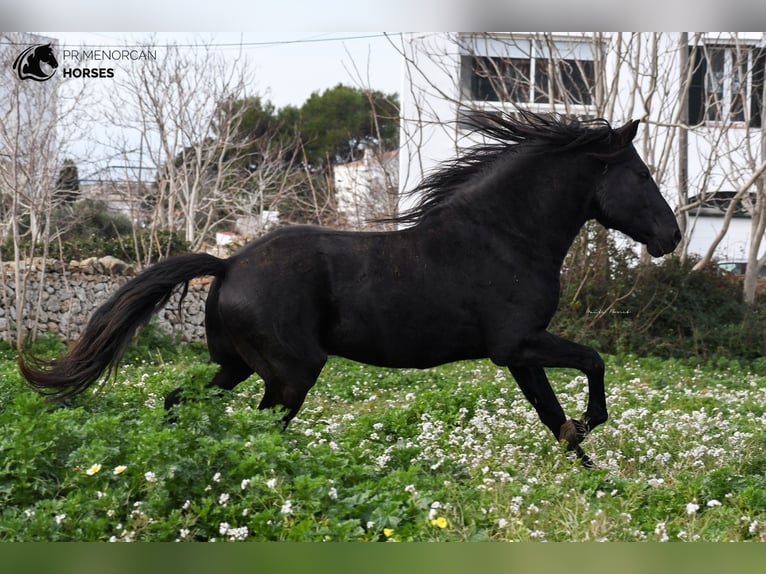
36 44 58 69
589 120 681 257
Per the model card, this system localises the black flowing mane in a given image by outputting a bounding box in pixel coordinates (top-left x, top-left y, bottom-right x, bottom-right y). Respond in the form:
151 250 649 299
393 110 615 225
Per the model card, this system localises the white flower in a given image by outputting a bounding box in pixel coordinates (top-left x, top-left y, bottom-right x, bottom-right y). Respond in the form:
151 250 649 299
404 484 417 494
266 478 277 489
241 479 251 490
227 526 249 541
707 499 722 508
213 472 222 483
86 464 102 476
497 518 508 528
280 500 293 515
55 513 66 525
685 502 700 515
654 522 669 542
144 471 157 482
219 493 230 506
328 487 338 500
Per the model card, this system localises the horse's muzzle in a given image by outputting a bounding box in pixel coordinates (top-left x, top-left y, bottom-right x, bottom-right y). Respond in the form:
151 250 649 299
647 227 681 257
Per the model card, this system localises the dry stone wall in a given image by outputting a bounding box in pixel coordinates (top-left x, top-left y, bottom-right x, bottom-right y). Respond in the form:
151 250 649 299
1 257 211 342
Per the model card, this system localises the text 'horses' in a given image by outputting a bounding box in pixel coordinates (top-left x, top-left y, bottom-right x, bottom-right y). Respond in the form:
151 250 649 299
20 111 681 467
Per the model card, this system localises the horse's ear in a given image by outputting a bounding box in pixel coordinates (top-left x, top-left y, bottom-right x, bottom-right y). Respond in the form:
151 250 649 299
588 119 640 163
613 119 640 147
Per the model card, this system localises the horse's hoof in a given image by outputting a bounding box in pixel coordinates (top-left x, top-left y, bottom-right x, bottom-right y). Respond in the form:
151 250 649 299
558 419 578 445
559 418 588 446
572 418 590 441
579 451 596 469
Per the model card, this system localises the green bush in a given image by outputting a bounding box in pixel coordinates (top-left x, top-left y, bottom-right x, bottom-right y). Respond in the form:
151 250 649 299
48 229 190 264
2 229 190 265
555 255 766 361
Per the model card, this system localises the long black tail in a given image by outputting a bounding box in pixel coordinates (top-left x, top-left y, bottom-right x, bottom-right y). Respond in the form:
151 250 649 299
19 253 228 401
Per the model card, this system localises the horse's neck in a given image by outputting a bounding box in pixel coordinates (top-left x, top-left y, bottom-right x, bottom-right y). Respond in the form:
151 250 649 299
455 156 596 262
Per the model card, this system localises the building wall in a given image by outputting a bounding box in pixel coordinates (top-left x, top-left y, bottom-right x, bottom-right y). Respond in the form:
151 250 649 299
334 148 399 227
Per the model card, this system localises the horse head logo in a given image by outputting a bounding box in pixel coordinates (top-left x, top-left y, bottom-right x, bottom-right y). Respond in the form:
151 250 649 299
13 43 59 82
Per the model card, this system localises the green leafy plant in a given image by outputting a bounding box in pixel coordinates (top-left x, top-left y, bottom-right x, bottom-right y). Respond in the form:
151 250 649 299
2 347 765 541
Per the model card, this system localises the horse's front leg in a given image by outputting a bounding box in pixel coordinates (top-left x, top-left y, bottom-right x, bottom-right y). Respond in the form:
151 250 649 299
508 365 594 468
509 331 607 466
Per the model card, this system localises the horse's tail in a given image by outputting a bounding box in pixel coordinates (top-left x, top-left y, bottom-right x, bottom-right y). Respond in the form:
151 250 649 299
19 252 228 401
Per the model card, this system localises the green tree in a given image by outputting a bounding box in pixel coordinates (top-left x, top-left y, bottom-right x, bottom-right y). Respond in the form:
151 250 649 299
296 84 399 167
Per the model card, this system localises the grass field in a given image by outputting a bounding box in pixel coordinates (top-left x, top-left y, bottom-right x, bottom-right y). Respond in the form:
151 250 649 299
1 337 765 542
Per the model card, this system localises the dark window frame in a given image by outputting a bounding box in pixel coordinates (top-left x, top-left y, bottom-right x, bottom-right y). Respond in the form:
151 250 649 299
688 43 765 128
464 41 596 107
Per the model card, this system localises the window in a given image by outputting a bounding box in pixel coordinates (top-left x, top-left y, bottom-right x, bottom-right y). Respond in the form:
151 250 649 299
469 57 530 102
461 36 596 107
705 46 749 122
688 43 766 126
534 58 594 106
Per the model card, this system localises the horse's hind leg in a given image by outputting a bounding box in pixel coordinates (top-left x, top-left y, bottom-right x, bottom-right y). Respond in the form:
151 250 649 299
164 355 254 413
164 279 254 413
254 356 326 426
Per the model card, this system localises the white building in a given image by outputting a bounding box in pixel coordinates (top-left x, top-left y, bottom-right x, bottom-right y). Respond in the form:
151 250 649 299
398 33 766 263
334 146 398 228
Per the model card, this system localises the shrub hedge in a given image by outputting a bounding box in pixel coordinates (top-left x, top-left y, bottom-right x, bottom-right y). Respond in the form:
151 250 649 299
555 255 766 361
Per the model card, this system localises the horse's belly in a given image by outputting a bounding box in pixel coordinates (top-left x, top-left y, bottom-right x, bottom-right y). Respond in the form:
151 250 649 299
324 313 485 369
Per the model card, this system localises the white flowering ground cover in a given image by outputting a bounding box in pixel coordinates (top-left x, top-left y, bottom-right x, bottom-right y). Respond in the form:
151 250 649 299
1 340 765 542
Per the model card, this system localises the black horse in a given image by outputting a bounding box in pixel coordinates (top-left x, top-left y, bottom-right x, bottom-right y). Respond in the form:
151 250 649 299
20 111 680 466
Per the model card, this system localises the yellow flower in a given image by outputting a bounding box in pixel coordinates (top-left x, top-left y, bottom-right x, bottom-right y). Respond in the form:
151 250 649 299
431 516 449 529
86 464 102 476
383 528 394 538
113 465 127 475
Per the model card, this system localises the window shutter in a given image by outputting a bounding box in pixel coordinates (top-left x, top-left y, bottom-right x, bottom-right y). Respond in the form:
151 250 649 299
688 46 706 126
750 48 765 128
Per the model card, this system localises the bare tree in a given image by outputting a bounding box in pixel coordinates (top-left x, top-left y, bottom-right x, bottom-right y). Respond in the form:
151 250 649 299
101 39 263 251
0 33 89 347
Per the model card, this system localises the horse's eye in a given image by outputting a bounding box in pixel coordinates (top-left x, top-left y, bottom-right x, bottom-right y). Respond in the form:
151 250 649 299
638 171 650 180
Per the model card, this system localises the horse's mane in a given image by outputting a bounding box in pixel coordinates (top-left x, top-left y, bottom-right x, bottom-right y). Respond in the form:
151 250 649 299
391 109 615 225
